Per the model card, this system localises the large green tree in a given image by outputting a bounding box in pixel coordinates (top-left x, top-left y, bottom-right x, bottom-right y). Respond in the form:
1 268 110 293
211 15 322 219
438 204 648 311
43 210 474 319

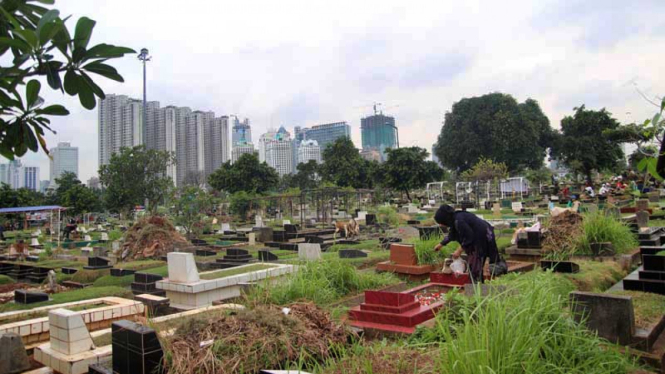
99 146 174 215
0 183 44 207
61 183 100 215
550 105 624 181
434 93 552 172
0 0 134 159
54 171 80 201
380 147 442 200
173 186 213 237
208 153 278 194
287 160 320 191
320 137 369 188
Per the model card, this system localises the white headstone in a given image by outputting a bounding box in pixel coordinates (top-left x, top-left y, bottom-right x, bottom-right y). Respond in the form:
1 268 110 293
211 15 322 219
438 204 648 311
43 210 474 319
221 223 231 232
31 238 40 246
167 252 200 283
101 232 109 241
282 220 291 225
298 243 322 261
84 235 92 242
112 241 120 251
48 309 94 355
511 202 523 213
79 226 87 234
81 247 92 257
357 211 367 221
255 216 264 228
212 217 218 225
97 224 103 230
248 233 256 245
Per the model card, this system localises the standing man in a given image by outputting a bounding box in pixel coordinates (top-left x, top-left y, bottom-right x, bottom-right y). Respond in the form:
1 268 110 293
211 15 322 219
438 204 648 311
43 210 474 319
433 204 504 282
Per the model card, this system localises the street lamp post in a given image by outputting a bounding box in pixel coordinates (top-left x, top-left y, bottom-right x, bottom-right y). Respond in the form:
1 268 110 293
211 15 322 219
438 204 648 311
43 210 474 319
137 48 152 145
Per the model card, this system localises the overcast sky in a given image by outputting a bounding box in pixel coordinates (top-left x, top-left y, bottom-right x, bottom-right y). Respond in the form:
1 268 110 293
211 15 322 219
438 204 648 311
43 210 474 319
15 0 665 182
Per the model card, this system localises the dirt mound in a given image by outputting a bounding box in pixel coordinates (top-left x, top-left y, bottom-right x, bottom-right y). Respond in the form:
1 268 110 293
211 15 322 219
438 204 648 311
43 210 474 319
120 216 189 261
542 211 584 256
162 303 351 374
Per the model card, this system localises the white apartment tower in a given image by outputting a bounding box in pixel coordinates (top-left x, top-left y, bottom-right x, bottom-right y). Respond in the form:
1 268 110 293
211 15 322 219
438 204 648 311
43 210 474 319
232 143 256 164
297 139 321 164
258 129 277 163
50 142 78 185
98 94 154 166
266 140 294 176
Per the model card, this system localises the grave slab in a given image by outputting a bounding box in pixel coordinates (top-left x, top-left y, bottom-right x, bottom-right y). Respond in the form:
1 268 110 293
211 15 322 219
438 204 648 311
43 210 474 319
167 252 200 284
570 291 635 345
339 249 368 259
298 243 322 261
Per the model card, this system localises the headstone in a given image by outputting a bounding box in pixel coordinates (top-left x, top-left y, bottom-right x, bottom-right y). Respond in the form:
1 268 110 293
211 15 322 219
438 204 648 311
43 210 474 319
101 232 109 241
298 243 322 261
492 203 501 217
254 227 274 242
586 204 598 213
511 202 523 213
636 199 650 212
255 216 264 228
569 291 634 345
30 238 40 246
221 223 231 232
93 247 108 257
284 224 298 233
648 193 660 203
636 210 649 228
32 229 42 237
605 207 621 219
258 250 278 261
357 211 367 221
112 320 164 374
84 256 112 269
167 252 200 283
282 220 291 225
84 235 92 242
365 214 377 225
248 232 256 245
14 289 49 304
49 308 95 355
47 270 57 292
339 249 368 259
0 333 30 374
81 247 93 257
112 241 121 251
389 243 417 265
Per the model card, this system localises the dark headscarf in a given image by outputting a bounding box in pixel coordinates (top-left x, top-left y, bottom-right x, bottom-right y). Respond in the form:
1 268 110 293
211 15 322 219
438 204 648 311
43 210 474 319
434 204 456 226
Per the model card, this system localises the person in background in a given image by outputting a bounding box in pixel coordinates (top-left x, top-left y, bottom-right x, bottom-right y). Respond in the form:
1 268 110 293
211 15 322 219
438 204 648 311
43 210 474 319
0 223 5 241
432 205 504 282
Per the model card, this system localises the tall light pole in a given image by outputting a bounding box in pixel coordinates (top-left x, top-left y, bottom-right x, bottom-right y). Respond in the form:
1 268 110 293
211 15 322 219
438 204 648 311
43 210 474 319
137 48 151 146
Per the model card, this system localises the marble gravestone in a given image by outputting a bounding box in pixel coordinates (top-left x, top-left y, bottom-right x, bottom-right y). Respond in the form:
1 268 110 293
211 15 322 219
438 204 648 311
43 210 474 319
492 203 501 217
167 252 200 283
298 243 322 261
248 233 256 246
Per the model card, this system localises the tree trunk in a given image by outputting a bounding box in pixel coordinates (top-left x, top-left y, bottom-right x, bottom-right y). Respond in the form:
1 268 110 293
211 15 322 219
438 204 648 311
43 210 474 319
405 189 411 201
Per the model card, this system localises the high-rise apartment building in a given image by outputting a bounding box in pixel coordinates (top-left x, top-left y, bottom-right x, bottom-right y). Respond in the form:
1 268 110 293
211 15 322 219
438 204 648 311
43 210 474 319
297 140 321 164
21 166 39 191
258 129 277 163
50 142 78 185
300 122 351 151
98 94 147 166
204 116 230 177
0 164 7 186
231 117 252 147
231 143 256 164
361 113 398 161
264 127 293 176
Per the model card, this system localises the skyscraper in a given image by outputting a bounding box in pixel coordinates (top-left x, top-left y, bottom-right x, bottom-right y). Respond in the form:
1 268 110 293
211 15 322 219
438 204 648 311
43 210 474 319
204 116 230 177
301 122 351 151
297 140 321 164
258 129 278 163
21 166 39 191
50 142 78 185
98 94 149 166
265 127 294 176
361 113 398 161
232 143 256 164
231 117 252 146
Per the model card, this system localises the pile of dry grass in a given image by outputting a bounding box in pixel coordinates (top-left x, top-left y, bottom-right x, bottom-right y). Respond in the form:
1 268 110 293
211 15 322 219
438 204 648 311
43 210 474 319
121 216 189 261
542 211 583 257
162 303 351 374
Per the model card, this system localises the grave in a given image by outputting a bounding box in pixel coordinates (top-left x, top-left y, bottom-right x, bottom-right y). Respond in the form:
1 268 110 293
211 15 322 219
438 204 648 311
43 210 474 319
570 291 634 345
623 254 665 295
14 289 49 304
357 211 367 221
213 248 255 269
339 249 368 258
379 237 402 250
540 260 580 273
298 243 322 261
190 238 208 247
376 244 436 280
348 283 454 334
258 250 279 261
365 214 377 225
156 253 295 309
84 256 112 270
492 203 501 217
639 227 664 247
637 210 650 228
637 199 650 212
34 309 110 374
134 294 170 317
0 332 30 374
110 268 136 277
195 248 217 257
248 232 256 245
254 227 274 242
131 272 165 296
112 320 165 374
100 232 109 242
62 267 79 275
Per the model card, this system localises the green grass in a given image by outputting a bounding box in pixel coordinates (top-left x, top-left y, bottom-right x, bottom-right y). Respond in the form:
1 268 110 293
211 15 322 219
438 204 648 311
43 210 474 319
561 260 627 292
0 286 133 312
327 240 381 253
657 250 665 256
248 259 399 306
0 274 15 285
611 290 665 329
114 260 165 271
409 235 456 265
199 264 276 280
576 212 638 255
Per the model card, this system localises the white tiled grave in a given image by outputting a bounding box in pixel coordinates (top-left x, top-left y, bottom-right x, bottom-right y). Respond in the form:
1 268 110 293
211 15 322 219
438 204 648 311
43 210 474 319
34 309 111 374
157 252 296 310
0 297 144 348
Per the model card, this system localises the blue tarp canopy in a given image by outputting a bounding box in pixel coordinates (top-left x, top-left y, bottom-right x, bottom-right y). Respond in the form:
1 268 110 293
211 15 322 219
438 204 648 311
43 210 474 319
0 205 66 214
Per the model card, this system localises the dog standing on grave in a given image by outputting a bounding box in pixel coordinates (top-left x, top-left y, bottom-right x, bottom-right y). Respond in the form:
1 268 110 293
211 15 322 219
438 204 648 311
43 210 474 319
333 218 360 240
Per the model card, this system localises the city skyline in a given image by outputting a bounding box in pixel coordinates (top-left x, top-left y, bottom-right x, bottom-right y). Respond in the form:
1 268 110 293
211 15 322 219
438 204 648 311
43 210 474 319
13 0 665 182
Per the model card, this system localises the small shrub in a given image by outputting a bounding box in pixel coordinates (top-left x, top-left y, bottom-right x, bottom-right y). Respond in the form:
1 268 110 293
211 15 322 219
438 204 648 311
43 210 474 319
577 212 638 255
377 206 399 226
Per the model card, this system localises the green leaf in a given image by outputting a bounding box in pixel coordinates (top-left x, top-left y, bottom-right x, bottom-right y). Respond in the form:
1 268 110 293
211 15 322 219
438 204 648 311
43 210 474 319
653 113 661 128
637 157 648 172
79 71 105 99
12 28 38 48
85 44 135 59
45 61 63 90
26 80 41 108
0 37 29 51
63 69 80 95
38 20 63 46
661 97 665 113
36 104 69 115
23 123 38 152
74 16 96 50
82 62 124 82
36 9 59 39
647 158 663 181
52 22 72 58
77 82 96 110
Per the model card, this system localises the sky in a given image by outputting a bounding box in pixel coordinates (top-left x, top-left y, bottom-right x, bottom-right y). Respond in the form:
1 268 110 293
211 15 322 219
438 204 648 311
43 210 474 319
14 0 665 182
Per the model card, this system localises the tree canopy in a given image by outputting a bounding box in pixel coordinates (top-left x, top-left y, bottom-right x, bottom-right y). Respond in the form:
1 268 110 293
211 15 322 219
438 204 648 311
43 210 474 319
208 153 279 194
460 157 508 182
0 0 134 159
173 186 213 237
320 137 371 188
434 93 552 172
380 147 443 200
99 146 175 215
550 105 624 181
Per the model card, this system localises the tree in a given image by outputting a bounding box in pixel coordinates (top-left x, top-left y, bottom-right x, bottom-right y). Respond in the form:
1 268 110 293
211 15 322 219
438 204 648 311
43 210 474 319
61 184 100 215
99 146 175 215
287 160 320 190
320 137 368 188
434 93 552 172
380 147 440 200
460 158 508 181
182 170 206 187
0 0 134 159
523 167 553 187
173 186 212 237
0 183 45 207
550 106 624 182
208 153 279 194
629 145 658 170
54 171 80 202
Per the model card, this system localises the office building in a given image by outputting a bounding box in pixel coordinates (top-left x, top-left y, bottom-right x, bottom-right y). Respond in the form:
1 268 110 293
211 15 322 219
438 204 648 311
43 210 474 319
232 117 252 147
231 143 256 164
50 142 79 186
40 180 50 193
0 160 39 190
297 140 321 164
258 129 278 163
266 140 294 177
21 166 39 191
361 113 398 161
0 164 7 186
98 94 147 166
300 122 351 151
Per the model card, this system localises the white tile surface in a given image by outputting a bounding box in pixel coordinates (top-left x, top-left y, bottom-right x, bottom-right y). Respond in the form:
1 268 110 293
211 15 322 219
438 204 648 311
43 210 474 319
167 252 200 283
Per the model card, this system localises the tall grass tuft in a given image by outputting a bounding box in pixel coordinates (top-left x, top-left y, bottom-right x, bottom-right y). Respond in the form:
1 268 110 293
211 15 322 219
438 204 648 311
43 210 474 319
412 235 457 265
377 206 400 226
577 212 638 255
248 259 398 306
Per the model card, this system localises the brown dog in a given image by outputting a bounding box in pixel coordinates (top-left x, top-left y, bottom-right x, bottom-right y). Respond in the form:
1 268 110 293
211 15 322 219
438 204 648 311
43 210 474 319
334 218 359 240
